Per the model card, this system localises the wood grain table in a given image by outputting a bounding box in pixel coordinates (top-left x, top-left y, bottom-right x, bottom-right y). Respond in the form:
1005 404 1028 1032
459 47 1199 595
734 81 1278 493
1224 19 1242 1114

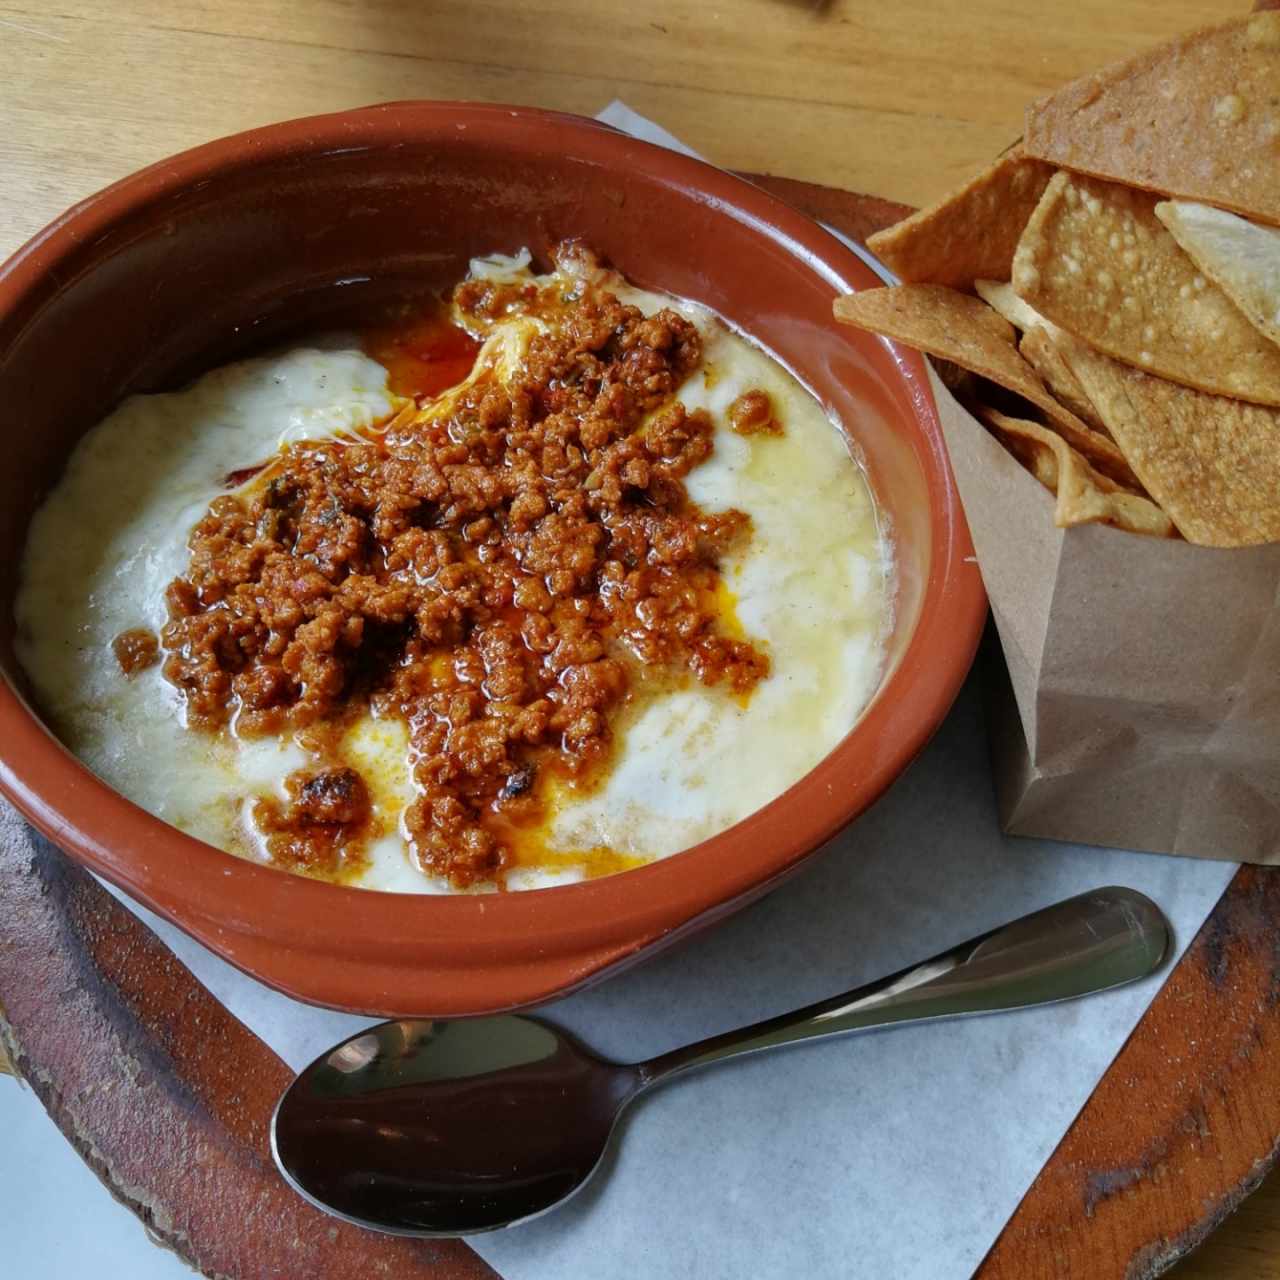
3 1 1278 1276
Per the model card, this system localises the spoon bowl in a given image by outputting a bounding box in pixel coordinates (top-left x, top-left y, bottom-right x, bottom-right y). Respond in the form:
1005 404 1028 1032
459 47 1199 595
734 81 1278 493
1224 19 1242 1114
272 1016 638 1234
273 886 1170 1236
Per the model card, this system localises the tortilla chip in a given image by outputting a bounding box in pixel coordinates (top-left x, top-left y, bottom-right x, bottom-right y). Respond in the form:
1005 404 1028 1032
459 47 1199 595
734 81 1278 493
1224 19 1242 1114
832 284 1138 486
976 406 1173 536
972 280 1106 430
1054 333 1280 546
1155 200 1280 349
1024 14 1280 227
974 279 1058 336
986 411 1058 490
1013 171 1280 406
865 149 1054 289
1018 327 1106 433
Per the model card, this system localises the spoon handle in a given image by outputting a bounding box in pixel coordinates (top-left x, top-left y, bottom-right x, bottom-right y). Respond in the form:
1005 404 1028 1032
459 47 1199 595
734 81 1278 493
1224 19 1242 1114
637 886 1169 1087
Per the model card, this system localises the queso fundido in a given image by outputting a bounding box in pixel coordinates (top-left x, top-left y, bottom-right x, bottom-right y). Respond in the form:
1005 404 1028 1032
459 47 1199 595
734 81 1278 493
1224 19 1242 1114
16 244 893 893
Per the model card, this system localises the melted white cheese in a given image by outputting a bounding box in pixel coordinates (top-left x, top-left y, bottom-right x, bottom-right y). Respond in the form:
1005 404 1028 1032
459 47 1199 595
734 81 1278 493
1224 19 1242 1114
16 264 892 894
16 349 394 851
538 278 888 872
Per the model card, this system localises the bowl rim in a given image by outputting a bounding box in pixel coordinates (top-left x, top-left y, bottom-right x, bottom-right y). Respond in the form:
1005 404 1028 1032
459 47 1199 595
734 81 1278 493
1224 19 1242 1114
0 101 986 1014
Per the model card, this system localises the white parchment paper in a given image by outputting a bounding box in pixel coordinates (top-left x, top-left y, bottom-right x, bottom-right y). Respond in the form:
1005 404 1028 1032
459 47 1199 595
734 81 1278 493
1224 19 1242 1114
99 108 1239 1280
106 674 1235 1280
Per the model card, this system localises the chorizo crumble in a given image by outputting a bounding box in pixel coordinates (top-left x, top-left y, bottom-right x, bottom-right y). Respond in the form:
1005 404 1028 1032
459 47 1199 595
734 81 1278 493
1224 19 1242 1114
728 388 782 436
112 627 160 676
252 766 373 875
155 246 776 888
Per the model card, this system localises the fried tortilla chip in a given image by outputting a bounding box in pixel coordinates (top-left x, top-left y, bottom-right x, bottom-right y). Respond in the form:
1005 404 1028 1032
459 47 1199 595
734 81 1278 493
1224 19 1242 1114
974 280 1108 432
977 406 1173 536
974 279 1058 336
1155 200 1280 349
864 149 1054 289
1054 333 1280 546
1018 327 1106 433
1024 14 1280 227
832 284 1138 486
1013 171 1280 406
985 411 1058 490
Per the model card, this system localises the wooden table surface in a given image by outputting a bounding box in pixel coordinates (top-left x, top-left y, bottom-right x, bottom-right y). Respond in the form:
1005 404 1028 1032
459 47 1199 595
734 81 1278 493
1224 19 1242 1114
1 1 1274 1275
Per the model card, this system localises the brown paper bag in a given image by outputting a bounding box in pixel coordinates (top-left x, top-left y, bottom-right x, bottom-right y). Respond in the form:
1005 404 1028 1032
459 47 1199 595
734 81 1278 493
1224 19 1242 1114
926 365 1280 863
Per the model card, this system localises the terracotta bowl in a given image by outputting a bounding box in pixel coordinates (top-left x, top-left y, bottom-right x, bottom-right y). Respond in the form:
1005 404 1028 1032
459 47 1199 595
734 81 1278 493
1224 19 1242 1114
0 103 985 1016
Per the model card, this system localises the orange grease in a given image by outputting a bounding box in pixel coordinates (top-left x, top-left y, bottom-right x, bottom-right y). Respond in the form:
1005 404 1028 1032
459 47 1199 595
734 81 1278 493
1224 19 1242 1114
364 302 481 400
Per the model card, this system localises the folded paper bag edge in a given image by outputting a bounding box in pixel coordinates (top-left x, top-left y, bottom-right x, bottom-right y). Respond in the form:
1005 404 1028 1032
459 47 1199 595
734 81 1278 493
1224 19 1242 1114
925 362 1058 753
924 361 1280 863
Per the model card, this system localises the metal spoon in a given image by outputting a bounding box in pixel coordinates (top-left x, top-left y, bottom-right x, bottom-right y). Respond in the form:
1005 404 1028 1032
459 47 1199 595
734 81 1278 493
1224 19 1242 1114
272 886 1169 1237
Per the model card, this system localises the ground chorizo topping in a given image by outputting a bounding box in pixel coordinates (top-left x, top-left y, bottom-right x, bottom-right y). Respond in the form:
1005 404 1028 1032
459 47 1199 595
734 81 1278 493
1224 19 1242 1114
252 766 372 878
728 388 782 436
112 627 160 676
159 247 770 888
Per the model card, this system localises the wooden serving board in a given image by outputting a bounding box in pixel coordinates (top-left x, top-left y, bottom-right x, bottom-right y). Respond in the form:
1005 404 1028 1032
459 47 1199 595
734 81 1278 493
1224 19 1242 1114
3 178 1280 1280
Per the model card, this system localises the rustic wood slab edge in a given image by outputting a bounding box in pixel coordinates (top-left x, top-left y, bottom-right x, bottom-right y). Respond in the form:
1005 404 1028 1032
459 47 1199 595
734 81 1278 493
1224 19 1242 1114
0 806 498 1280
979 859 1280 1279
1 173 1277 1279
